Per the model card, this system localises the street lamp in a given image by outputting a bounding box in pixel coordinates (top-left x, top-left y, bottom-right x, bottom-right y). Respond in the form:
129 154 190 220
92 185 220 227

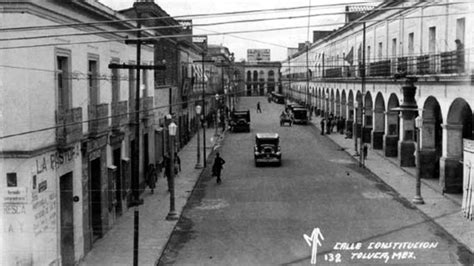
166 121 179 221
195 105 202 169
215 94 219 136
413 115 425 204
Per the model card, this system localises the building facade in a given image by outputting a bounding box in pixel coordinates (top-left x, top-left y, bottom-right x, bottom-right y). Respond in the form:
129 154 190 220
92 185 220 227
282 1 473 195
245 61 282 96
0 1 156 264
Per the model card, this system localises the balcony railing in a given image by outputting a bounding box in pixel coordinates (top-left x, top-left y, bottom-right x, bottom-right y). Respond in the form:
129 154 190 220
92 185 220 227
56 107 83 148
88 103 109 136
303 49 470 79
112 101 128 130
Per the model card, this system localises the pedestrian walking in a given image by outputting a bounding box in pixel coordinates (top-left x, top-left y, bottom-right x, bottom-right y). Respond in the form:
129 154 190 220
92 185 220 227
257 101 262 113
363 144 369 160
212 152 226 184
320 119 325 135
326 119 331 135
146 164 157 194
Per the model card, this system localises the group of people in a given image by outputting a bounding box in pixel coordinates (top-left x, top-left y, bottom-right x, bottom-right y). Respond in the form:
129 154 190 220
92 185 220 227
320 114 346 135
145 150 227 193
145 152 181 194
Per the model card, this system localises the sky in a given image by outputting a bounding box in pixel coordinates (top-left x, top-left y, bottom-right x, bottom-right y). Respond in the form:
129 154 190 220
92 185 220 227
99 0 379 62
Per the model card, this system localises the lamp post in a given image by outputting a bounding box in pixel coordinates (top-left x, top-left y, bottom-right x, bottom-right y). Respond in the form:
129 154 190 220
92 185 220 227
354 101 360 156
166 121 179 220
195 105 202 169
215 94 219 137
413 115 425 204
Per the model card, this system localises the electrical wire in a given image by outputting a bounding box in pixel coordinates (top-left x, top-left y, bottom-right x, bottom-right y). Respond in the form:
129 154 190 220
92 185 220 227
0 9 470 51
0 87 248 140
0 2 373 32
0 3 463 43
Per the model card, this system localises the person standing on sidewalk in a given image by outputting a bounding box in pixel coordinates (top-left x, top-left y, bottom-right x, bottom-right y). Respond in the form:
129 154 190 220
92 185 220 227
146 164 157 194
162 154 172 192
320 119 325 135
174 152 181 176
212 152 226 184
257 101 262 113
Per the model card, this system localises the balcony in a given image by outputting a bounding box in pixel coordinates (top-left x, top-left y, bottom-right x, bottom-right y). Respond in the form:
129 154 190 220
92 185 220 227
112 101 128 130
88 103 109 136
325 68 343 78
369 60 391 77
56 107 83 149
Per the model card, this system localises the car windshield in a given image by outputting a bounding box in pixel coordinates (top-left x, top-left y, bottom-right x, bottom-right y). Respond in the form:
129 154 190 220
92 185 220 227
257 138 279 146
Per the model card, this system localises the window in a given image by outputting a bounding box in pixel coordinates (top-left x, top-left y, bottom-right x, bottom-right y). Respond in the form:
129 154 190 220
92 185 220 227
367 46 371 63
408 32 414 55
88 59 99 106
429 27 436 54
142 69 148 97
456 18 465 44
57 55 70 110
378 42 383 59
129 67 135 103
392 38 397 57
111 60 120 104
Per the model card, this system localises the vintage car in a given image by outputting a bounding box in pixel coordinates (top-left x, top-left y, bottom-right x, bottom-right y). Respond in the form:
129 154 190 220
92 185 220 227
254 133 282 166
230 110 250 132
280 111 293 126
271 92 286 104
286 103 304 113
292 107 309 124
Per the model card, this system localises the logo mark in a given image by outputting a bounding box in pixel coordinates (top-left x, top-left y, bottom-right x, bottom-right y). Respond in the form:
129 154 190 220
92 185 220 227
304 228 325 265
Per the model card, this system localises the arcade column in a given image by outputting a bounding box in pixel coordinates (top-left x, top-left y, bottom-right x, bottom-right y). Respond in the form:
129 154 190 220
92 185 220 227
440 123 463 193
418 118 439 179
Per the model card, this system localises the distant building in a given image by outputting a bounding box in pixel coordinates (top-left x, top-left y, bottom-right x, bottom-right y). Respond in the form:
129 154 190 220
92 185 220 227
247 49 271 62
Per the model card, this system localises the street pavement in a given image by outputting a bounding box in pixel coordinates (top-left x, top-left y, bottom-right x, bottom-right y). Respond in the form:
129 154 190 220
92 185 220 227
309 114 474 256
80 127 223 266
81 97 473 266
158 97 473 265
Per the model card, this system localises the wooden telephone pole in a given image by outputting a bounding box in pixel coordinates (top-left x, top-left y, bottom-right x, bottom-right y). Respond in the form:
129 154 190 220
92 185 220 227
108 12 165 266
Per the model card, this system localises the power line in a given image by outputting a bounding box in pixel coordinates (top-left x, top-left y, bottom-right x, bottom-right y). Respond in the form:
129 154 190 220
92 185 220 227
0 7 470 51
0 3 462 43
0 2 372 32
0 87 248 140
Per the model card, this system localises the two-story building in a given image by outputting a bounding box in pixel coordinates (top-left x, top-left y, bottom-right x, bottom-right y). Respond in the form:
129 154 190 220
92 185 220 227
282 1 473 196
0 0 155 264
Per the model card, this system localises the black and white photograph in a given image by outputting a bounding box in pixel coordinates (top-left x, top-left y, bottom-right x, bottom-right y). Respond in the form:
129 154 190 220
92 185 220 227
0 0 473 265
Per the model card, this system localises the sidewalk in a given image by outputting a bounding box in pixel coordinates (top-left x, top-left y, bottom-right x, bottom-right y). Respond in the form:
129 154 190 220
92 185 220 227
81 127 223 266
310 115 473 253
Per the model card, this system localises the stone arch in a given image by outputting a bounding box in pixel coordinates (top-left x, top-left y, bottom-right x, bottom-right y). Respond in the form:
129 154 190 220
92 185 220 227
362 92 373 143
420 96 443 180
335 90 341 117
372 92 385 149
385 93 400 157
441 98 473 193
246 71 252 96
354 91 362 139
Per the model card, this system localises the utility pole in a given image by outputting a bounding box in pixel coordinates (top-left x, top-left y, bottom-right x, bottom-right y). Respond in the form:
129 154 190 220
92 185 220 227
288 56 291 100
359 22 366 167
193 40 214 167
108 11 165 266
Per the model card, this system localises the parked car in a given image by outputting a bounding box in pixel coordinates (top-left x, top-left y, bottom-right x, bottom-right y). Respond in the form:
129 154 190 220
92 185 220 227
230 110 250 132
271 92 286 104
292 107 309 124
254 133 282 166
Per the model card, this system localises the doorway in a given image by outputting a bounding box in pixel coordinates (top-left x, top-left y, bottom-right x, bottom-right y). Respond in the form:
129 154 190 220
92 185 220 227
90 158 102 241
113 148 122 216
60 172 74 266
